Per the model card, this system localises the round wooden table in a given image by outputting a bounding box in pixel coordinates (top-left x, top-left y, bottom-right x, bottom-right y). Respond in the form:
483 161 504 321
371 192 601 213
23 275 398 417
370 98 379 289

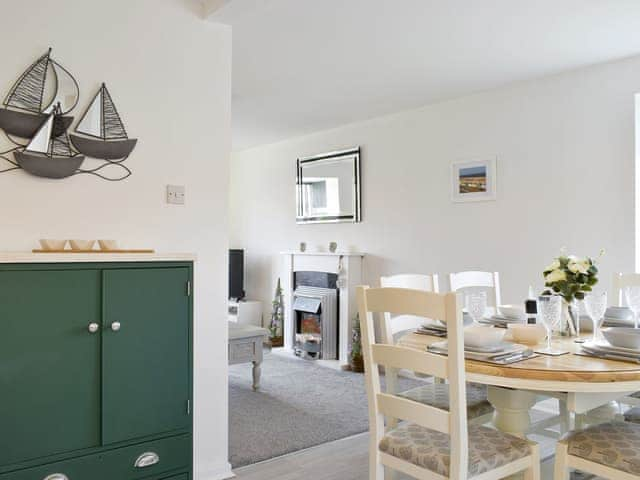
399 332 640 435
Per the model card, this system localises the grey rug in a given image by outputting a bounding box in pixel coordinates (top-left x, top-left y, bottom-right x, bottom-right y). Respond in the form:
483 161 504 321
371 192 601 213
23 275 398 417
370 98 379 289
229 353 425 468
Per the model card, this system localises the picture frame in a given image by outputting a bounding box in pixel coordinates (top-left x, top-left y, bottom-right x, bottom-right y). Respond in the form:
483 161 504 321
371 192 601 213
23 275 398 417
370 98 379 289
451 157 497 203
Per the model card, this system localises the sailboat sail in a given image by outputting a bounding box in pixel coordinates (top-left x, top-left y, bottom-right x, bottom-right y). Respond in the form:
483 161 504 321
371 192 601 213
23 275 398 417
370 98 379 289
4 50 51 113
75 84 127 140
75 88 102 138
102 86 127 140
43 60 79 115
50 114 73 157
26 114 53 154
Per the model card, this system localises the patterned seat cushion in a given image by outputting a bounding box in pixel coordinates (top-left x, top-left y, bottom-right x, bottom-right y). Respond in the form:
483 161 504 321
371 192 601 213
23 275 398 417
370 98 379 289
397 382 493 419
379 423 531 477
560 421 640 475
624 407 640 423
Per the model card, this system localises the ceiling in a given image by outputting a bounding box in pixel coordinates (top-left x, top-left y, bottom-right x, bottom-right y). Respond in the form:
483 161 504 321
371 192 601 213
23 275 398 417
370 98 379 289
207 0 640 151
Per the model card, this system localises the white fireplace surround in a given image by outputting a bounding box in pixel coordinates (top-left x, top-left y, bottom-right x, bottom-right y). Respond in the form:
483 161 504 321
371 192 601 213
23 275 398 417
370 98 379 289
281 251 364 366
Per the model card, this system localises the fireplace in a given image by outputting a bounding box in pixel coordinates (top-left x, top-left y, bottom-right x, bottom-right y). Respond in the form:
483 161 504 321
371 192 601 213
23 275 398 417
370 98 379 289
282 251 364 367
292 272 338 359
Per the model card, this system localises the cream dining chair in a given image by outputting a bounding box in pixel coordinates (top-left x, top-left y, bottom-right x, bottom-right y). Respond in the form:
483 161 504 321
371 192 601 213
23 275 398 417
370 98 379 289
554 421 640 480
449 271 501 313
379 274 493 428
357 286 540 480
612 273 640 408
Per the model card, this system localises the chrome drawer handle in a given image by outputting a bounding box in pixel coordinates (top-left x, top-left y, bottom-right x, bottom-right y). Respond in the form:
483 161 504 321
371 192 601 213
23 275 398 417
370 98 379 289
43 474 69 480
88 322 99 334
110 321 121 332
134 451 160 468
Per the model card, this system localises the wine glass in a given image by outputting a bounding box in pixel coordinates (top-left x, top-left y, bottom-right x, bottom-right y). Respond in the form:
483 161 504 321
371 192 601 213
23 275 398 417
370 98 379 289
625 286 640 329
584 291 607 342
465 291 488 324
537 295 562 354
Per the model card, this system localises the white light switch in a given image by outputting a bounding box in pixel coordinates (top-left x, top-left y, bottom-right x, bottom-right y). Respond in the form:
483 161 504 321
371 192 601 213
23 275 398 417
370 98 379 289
167 185 185 205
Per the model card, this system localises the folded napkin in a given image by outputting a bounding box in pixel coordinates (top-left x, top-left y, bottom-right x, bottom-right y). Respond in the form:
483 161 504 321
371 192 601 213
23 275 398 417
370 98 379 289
427 340 536 365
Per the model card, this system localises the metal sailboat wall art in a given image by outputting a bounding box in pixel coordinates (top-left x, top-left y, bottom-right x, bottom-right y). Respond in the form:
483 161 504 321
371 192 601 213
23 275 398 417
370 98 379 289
14 104 84 179
0 48 77 139
70 83 137 160
0 48 137 181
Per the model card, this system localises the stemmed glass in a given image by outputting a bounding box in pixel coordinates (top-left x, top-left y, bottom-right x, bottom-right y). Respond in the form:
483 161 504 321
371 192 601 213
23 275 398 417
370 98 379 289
537 295 562 354
625 287 640 329
465 291 488 324
584 291 607 342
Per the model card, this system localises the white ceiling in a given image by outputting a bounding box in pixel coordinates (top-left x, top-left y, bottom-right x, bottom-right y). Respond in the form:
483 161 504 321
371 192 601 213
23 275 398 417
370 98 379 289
208 0 640 151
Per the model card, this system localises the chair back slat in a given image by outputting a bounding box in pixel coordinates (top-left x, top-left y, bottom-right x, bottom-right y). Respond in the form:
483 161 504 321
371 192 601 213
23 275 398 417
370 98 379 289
613 273 640 306
364 287 447 321
376 393 450 434
371 344 448 379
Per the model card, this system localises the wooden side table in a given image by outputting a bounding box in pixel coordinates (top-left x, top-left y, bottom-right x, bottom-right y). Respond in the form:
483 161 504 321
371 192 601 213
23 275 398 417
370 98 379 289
229 323 269 390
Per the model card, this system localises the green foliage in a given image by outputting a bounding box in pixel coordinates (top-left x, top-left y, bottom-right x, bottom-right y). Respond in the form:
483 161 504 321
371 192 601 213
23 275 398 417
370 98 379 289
350 314 362 360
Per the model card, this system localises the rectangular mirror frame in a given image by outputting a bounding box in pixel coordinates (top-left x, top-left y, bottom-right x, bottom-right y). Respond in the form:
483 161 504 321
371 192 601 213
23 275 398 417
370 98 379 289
296 147 361 224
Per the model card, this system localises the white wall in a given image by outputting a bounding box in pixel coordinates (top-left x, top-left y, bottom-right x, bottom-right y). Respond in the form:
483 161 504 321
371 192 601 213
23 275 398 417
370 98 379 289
0 1 232 479
231 55 638 315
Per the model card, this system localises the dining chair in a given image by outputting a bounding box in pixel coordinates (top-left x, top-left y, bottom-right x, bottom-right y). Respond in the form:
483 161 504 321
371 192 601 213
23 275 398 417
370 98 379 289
379 274 493 428
357 286 540 480
612 273 640 408
449 271 501 313
554 421 640 480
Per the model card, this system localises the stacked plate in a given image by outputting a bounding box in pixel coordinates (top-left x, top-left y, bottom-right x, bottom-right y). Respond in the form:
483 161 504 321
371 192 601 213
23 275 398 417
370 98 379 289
581 339 640 364
428 340 536 365
479 304 526 328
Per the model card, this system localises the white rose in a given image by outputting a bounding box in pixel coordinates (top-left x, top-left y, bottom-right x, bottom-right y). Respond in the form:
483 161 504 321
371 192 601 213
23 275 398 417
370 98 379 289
568 258 589 274
545 259 561 272
546 269 567 283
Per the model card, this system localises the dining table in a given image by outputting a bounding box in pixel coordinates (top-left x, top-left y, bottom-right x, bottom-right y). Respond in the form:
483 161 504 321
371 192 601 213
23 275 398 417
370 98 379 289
398 332 640 438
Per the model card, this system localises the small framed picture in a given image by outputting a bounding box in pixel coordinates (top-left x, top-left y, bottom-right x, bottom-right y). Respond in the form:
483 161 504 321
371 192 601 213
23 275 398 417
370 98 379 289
451 157 496 202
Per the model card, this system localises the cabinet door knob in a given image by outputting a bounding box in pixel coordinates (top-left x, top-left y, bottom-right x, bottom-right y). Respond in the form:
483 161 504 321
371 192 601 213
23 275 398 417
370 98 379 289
110 321 121 332
88 323 99 334
43 474 69 480
134 451 160 468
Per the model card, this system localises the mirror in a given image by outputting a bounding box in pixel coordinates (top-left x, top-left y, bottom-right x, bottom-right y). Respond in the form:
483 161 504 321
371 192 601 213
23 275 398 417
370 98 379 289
296 147 361 224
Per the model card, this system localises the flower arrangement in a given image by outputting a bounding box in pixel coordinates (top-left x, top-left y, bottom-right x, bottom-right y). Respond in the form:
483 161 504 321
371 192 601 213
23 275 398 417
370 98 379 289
542 253 600 302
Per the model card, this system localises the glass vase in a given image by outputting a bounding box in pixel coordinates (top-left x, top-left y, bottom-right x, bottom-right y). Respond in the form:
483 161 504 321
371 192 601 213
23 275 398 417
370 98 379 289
560 299 580 337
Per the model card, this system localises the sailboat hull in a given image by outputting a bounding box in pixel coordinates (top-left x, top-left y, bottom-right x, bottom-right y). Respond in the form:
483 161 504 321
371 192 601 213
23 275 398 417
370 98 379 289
0 108 73 139
14 151 84 179
70 134 137 160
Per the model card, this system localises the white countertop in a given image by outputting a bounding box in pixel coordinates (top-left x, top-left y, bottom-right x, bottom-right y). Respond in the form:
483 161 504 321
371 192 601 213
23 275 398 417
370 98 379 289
0 252 196 263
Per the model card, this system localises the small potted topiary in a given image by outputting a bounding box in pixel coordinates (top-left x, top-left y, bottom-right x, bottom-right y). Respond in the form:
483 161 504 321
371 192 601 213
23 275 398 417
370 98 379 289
349 314 364 373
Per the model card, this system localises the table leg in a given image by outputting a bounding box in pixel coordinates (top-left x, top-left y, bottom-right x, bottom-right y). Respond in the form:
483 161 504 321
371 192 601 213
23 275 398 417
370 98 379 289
252 360 261 391
488 386 537 436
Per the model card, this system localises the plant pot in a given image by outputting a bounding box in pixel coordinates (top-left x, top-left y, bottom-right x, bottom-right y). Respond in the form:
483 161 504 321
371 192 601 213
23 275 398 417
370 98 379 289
270 336 284 348
350 355 364 373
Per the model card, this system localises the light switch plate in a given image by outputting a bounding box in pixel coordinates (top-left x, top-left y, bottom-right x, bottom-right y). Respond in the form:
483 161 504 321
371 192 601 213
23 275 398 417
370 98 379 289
167 185 185 205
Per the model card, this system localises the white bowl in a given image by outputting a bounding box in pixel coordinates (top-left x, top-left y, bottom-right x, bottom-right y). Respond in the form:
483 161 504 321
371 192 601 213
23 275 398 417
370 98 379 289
98 239 118 251
464 325 506 348
69 239 96 251
602 327 640 350
507 324 547 345
39 239 67 250
497 304 526 321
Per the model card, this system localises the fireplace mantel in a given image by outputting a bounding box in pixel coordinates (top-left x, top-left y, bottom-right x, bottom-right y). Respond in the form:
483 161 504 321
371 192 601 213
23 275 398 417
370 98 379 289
281 251 364 366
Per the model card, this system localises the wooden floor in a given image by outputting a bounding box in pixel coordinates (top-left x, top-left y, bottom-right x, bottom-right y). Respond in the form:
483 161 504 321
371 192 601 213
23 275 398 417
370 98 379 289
232 432 559 479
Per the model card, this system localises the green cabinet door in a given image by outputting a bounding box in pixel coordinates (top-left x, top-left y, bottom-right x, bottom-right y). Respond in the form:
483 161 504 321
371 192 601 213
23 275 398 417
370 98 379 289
102 268 191 444
0 269 101 466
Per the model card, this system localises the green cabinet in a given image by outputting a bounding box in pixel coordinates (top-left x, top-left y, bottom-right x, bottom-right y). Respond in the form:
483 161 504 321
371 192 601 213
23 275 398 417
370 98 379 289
0 262 193 480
